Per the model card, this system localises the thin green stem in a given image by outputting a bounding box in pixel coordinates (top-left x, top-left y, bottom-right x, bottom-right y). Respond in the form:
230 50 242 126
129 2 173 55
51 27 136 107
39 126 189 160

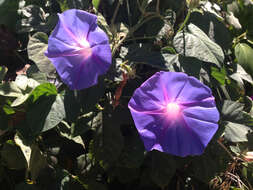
233 32 247 45
176 9 192 35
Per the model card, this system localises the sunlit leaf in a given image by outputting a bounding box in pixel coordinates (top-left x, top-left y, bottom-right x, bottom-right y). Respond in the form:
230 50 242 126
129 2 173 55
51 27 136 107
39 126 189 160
92 0 100 9
27 32 56 75
16 83 65 141
235 43 253 77
221 100 253 142
173 23 224 67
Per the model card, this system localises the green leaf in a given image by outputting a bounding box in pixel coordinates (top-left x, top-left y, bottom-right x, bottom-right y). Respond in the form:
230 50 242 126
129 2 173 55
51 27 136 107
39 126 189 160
144 151 177 188
63 89 81 122
235 43 253 77
0 66 7 82
89 111 124 169
56 0 68 11
226 11 242 29
221 100 253 142
92 0 100 9
2 104 15 115
11 75 40 107
230 64 253 88
64 79 105 122
57 0 90 10
224 122 253 142
69 79 105 114
190 142 229 183
189 11 232 50
29 144 47 181
0 140 27 170
211 66 226 85
29 94 65 133
144 17 172 41
0 75 40 107
17 83 65 141
173 23 224 67
125 43 209 82
71 112 100 137
27 32 55 75
26 64 48 83
227 1 253 35
117 125 145 168
0 0 19 30
16 5 58 33
0 82 22 97
29 83 57 103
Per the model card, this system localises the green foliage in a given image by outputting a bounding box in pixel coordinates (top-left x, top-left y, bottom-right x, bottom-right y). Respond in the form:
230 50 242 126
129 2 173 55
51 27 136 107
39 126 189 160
89 111 124 169
173 23 224 67
235 43 253 77
221 100 253 142
27 32 56 76
16 4 58 33
2 0 253 189
0 0 19 30
143 151 177 188
56 0 90 11
16 83 65 142
189 11 232 51
92 0 100 10
0 140 27 170
0 66 7 82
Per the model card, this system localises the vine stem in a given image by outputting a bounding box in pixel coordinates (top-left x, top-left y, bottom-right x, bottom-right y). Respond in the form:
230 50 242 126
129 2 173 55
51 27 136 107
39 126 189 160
176 9 192 35
112 14 160 56
111 0 121 25
216 139 234 160
233 32 247 45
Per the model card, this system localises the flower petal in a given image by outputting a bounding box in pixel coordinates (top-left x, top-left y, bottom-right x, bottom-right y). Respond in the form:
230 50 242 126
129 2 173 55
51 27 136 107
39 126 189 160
157 71 188 103
48 44 111 90
159 119 206 156
46 9 97 56
129 110 166 150
128 71 220 157
175 76 213 104
128 72 175 112
45 9 112 90
88 26 110 47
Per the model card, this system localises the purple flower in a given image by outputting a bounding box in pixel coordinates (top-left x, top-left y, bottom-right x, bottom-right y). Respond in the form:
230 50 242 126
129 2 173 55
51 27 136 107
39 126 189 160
128 71 219 157
45 9 111 90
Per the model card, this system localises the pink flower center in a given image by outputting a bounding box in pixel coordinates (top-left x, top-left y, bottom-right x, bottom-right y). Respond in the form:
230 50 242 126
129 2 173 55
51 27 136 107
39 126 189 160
79 38 92 59
166 102 180 119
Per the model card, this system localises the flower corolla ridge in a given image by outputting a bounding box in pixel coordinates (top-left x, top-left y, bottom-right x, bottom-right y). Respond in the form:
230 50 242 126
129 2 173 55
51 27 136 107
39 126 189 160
128 71 220 157
45 9 111 90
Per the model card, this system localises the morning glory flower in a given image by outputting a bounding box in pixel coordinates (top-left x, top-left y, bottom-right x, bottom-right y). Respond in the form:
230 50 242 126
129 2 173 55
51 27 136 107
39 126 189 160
128 71 219 157
45 9 111 90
